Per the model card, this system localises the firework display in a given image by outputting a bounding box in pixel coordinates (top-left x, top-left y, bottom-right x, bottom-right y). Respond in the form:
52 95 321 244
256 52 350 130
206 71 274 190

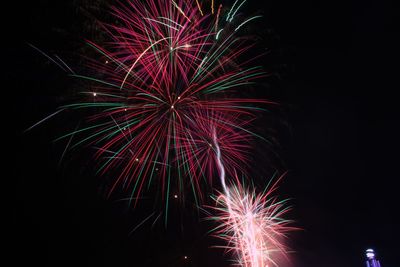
209 130 293 267
35 0 295 266
210 182 293 267
57 0 271 204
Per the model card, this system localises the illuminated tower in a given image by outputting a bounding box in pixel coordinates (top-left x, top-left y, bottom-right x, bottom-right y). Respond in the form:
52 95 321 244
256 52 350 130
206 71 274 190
365 249 381 267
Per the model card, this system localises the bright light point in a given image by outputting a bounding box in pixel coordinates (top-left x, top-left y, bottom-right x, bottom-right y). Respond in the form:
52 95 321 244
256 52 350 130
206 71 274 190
105 60 109 64
171 105 174 109
366 252 375 259
93 92 97 96
155 168 159 171
184 256 188 259
124 108 127 111
366 249 375 259
170 47 173 51
177 96 181 100
135 158 139 162
174 194 178 199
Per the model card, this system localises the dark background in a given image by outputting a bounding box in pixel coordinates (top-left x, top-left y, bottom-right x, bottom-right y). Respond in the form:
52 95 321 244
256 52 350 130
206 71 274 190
9 0 398 266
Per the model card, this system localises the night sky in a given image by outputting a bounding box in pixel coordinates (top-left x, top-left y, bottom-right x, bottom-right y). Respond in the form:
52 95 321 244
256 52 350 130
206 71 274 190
10 0 398 267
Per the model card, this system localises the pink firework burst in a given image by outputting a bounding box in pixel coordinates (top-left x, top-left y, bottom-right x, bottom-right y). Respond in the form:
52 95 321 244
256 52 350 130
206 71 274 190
209 175 295 267
58 0 271 207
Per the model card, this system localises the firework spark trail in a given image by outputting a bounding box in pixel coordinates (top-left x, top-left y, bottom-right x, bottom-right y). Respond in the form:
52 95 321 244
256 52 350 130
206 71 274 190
25 108 66 132
212 128 229 196
212 131 292 267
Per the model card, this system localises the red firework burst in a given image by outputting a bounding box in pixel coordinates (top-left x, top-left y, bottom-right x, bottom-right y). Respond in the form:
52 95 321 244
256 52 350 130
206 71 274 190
57 0 271 206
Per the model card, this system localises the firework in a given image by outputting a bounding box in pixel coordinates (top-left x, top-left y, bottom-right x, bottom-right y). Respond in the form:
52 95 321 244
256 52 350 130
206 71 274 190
30 1 295 265
210 133 294 267
210 181 293 267
56 0 270 206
